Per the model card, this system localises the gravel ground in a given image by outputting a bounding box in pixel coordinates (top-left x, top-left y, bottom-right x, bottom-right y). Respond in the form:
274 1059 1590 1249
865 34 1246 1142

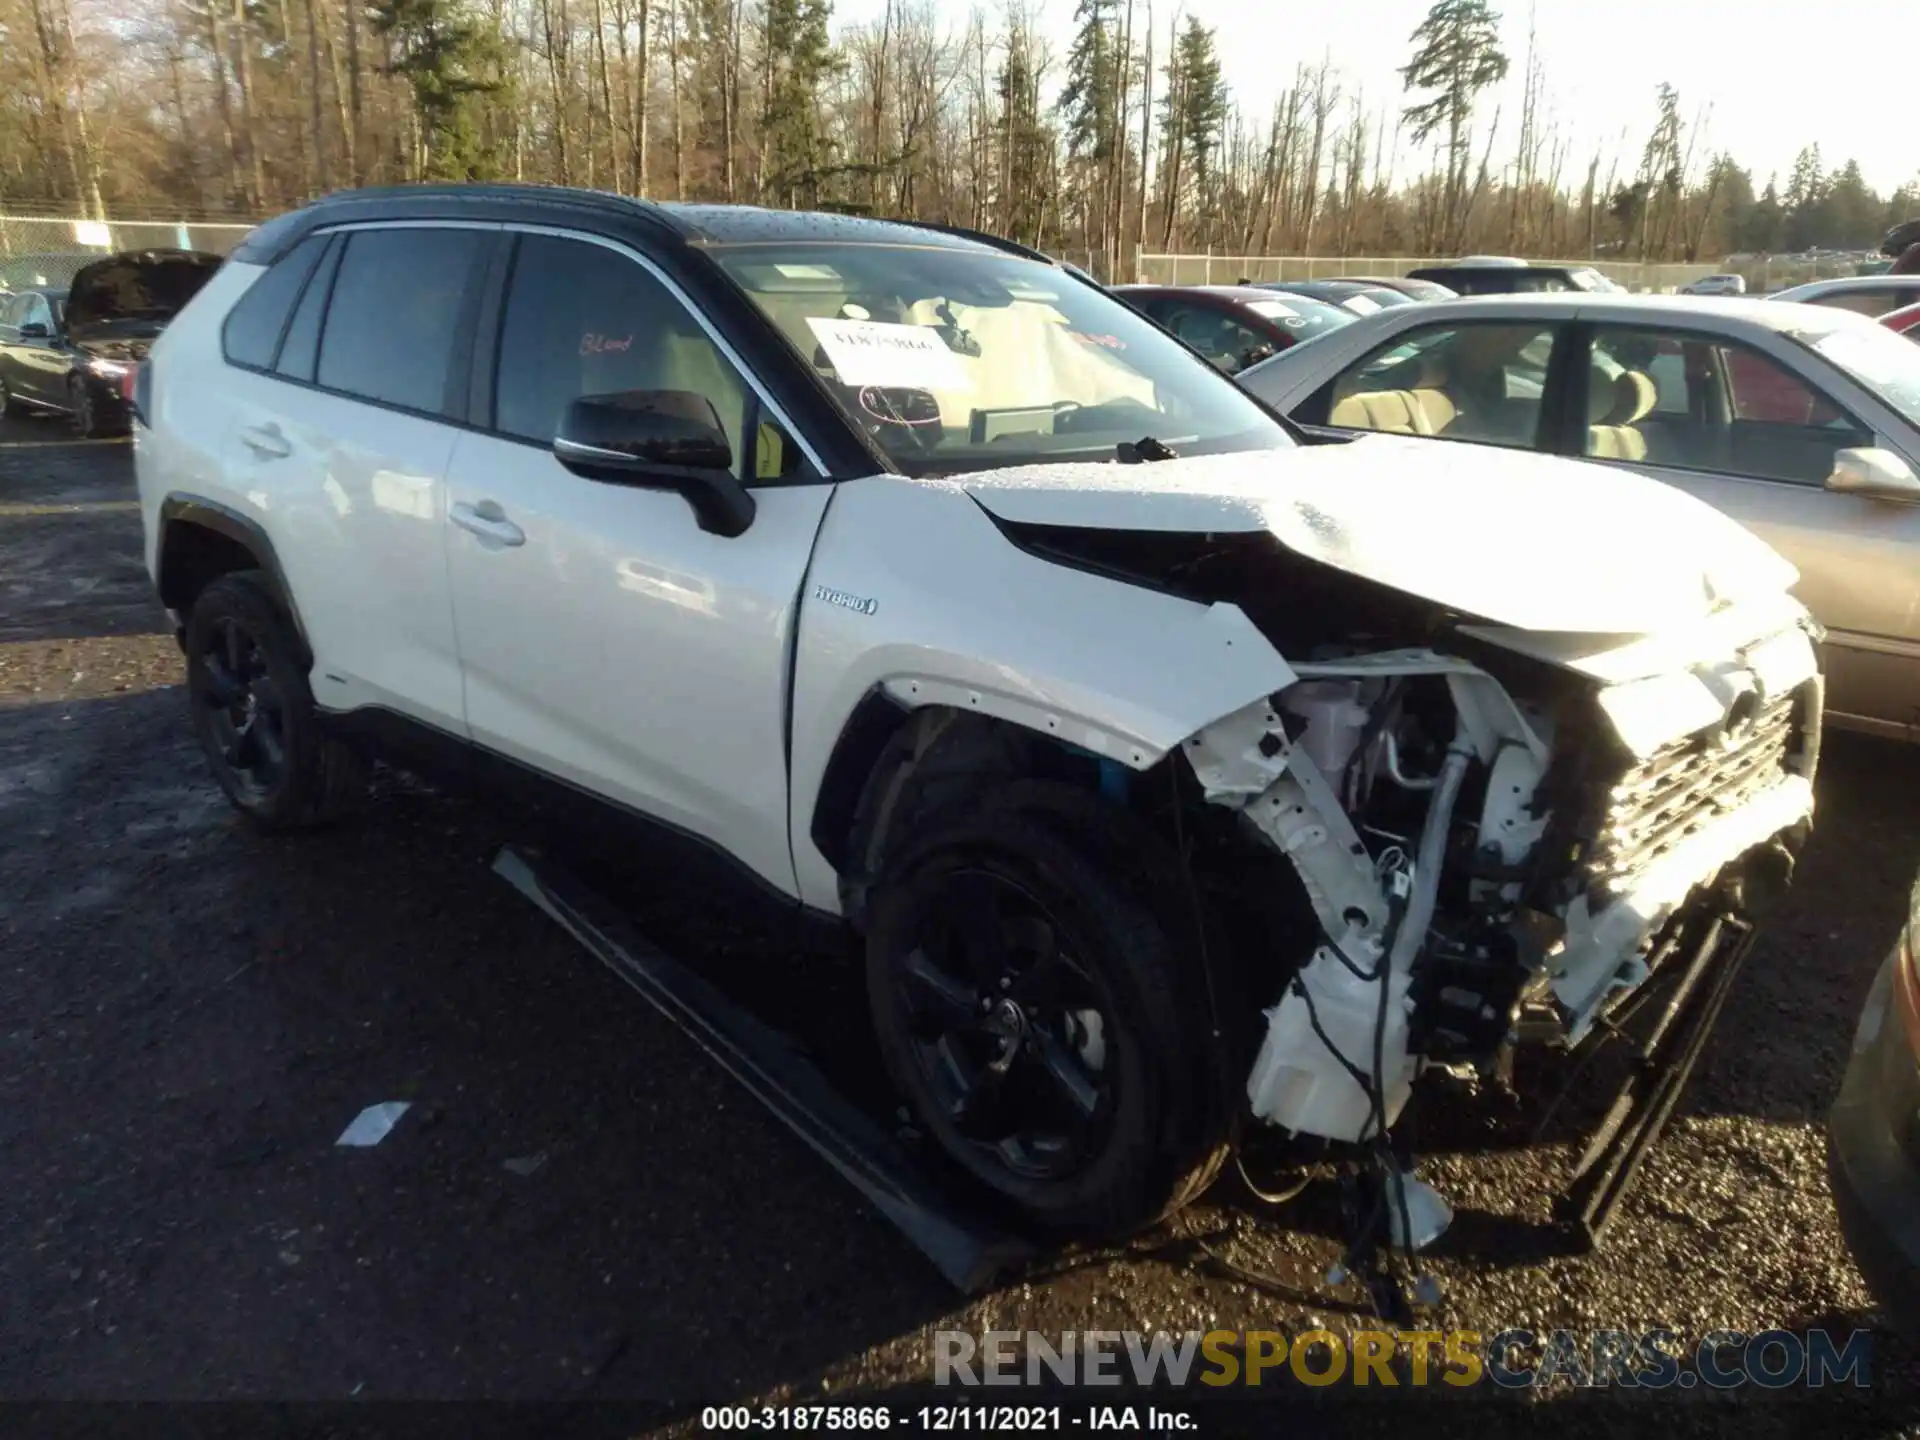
1 411 1915 1434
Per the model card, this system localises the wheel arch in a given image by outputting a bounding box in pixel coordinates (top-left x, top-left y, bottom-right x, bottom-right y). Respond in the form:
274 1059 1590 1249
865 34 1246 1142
156 494 311 664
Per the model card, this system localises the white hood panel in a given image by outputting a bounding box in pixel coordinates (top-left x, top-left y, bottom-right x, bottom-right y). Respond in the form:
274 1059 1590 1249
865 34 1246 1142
955 438 1799 634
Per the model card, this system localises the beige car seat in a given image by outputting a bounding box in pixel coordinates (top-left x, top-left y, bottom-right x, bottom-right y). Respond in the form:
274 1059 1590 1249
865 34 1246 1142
1586 370 1656 462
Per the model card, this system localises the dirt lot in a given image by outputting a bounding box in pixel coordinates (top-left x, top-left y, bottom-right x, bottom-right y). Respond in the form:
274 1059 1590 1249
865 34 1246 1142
1 413 1916 1433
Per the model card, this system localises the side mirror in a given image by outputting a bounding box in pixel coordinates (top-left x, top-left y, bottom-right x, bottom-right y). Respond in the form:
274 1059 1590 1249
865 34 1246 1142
554 390 756 537
18 322 50 340
1826 446 1920 503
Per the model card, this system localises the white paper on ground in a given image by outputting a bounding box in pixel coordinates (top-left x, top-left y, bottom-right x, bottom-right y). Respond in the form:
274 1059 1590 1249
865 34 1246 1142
335 1101 411 1147
804 317 975 390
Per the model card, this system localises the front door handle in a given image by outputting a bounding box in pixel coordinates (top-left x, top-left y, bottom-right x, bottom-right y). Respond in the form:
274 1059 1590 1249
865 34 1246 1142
450 499 526 548
238 423 291 459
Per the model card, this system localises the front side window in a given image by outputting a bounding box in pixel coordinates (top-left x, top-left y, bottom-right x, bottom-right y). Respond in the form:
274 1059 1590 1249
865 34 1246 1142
316 227 489 417
493 234 767 480
1585 325 1869 484
23 295 53 333
709 244 1291 475
1305 322 1558 447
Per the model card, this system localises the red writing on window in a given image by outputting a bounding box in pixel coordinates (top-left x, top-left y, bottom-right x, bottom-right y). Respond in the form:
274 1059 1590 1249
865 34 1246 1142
1067 331 1127 351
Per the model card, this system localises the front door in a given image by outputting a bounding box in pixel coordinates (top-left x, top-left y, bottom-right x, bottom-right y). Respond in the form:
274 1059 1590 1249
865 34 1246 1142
1575 323 1920 731
443 230 832 896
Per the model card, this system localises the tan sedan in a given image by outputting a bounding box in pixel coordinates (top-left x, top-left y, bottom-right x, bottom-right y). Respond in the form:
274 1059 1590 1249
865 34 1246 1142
1238 294 1920 740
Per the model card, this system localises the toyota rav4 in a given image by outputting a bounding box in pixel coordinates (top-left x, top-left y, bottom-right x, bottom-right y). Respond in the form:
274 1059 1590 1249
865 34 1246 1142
136 185 1823 1246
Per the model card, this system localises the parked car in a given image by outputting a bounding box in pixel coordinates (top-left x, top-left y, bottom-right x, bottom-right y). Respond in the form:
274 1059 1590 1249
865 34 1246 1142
1680 273 1747 296
1769 275 1920 318
1829 868 1920 1330
1254 279 1410 315
1237 292 1920 740
135 185 1822 1244
0 249 222 436
1332 275 1459 302
1112 284 1355 373
1404 260 1623 295
1882 302 1920 340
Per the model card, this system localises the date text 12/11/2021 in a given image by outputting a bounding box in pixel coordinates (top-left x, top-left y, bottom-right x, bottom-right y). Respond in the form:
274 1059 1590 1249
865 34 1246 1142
699 1405 1195 1431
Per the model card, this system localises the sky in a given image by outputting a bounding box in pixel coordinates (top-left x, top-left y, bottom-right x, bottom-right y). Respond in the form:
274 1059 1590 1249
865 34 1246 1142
832 0 1916 200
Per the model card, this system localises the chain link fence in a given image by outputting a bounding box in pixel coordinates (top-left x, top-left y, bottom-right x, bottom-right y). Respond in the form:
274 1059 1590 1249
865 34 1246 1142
1132 251 1721 292
0 215 255 288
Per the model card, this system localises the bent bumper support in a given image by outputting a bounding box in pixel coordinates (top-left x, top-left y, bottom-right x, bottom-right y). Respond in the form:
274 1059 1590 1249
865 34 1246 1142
1556 909 1758 1250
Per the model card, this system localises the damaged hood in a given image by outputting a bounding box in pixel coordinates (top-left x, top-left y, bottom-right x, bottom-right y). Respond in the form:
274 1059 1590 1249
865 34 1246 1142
956 438 1798 634
64 249 223 339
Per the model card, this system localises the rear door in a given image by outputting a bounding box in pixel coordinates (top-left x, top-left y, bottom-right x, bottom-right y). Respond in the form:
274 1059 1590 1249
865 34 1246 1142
218 223 493 735
1569 320 1920 730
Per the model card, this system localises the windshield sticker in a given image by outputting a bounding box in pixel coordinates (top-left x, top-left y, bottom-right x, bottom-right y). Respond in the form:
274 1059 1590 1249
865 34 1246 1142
1066 331 1127 350
581 331 634 355
858 386 942 426
806 317 975 390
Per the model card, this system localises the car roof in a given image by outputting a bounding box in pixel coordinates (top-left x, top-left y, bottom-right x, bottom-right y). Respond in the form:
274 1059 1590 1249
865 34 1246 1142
1772 274 1920 299
1117 283 1327 304
231 184 1031 266
1367 289 1879 336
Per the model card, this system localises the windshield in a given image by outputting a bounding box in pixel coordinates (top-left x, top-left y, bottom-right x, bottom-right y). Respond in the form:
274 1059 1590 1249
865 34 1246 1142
1802 323 1920 428
1244 295 1354 341
710 244 1293 475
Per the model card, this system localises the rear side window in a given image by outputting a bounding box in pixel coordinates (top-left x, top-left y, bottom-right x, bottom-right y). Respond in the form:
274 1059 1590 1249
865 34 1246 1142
221 234 328 370
317 228 489 418
275 236 342 383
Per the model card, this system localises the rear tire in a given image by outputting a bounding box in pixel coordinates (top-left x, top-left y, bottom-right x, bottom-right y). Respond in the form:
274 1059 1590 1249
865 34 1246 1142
866 788 1227 1237
183 571 367 830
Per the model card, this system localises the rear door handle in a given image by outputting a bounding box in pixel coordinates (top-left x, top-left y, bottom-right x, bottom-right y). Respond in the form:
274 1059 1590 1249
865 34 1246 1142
450 499 526 548
238 423 291 459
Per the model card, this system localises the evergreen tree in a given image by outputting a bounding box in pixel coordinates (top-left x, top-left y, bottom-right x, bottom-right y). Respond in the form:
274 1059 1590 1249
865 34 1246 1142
759 0 835 206
367 0 507 181
1169 16 1228 244
1400 0 1509 247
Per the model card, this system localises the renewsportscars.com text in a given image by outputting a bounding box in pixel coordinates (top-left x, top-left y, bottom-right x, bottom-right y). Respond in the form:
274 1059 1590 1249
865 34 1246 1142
933 1327 1874 1390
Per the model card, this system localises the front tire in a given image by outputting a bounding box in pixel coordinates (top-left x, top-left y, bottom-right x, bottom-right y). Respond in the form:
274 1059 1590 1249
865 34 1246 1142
69 375 107 438
866 792 1226 1237
183 571 367 829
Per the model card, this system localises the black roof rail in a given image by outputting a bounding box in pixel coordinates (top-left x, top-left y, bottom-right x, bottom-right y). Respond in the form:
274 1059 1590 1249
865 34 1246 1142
230 182 692 264
878 218 1060 265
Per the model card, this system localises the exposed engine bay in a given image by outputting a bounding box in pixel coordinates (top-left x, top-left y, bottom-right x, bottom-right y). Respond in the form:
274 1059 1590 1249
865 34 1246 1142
1005 522 1823 1267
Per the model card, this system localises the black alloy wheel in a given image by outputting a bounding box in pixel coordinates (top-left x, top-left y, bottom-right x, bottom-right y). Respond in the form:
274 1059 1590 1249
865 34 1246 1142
69 376 101 438
893 863 1117 1181
193 614 288 804
866 793 1227 1237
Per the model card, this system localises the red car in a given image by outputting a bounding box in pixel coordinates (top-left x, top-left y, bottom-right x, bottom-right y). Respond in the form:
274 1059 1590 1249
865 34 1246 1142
1881 301 1920 340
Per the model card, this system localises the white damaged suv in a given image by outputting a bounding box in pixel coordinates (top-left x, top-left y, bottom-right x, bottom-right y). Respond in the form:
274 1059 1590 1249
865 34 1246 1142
135 186 1822 1242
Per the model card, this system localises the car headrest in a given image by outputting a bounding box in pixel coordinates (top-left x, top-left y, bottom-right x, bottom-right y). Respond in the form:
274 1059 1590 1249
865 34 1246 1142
1609 370 1657 425
1587 363 1619 424
1412 351 1449 389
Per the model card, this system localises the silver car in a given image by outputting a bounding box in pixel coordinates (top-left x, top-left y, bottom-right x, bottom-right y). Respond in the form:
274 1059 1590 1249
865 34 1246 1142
1239 293 1920 740
1769 275 1920 318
